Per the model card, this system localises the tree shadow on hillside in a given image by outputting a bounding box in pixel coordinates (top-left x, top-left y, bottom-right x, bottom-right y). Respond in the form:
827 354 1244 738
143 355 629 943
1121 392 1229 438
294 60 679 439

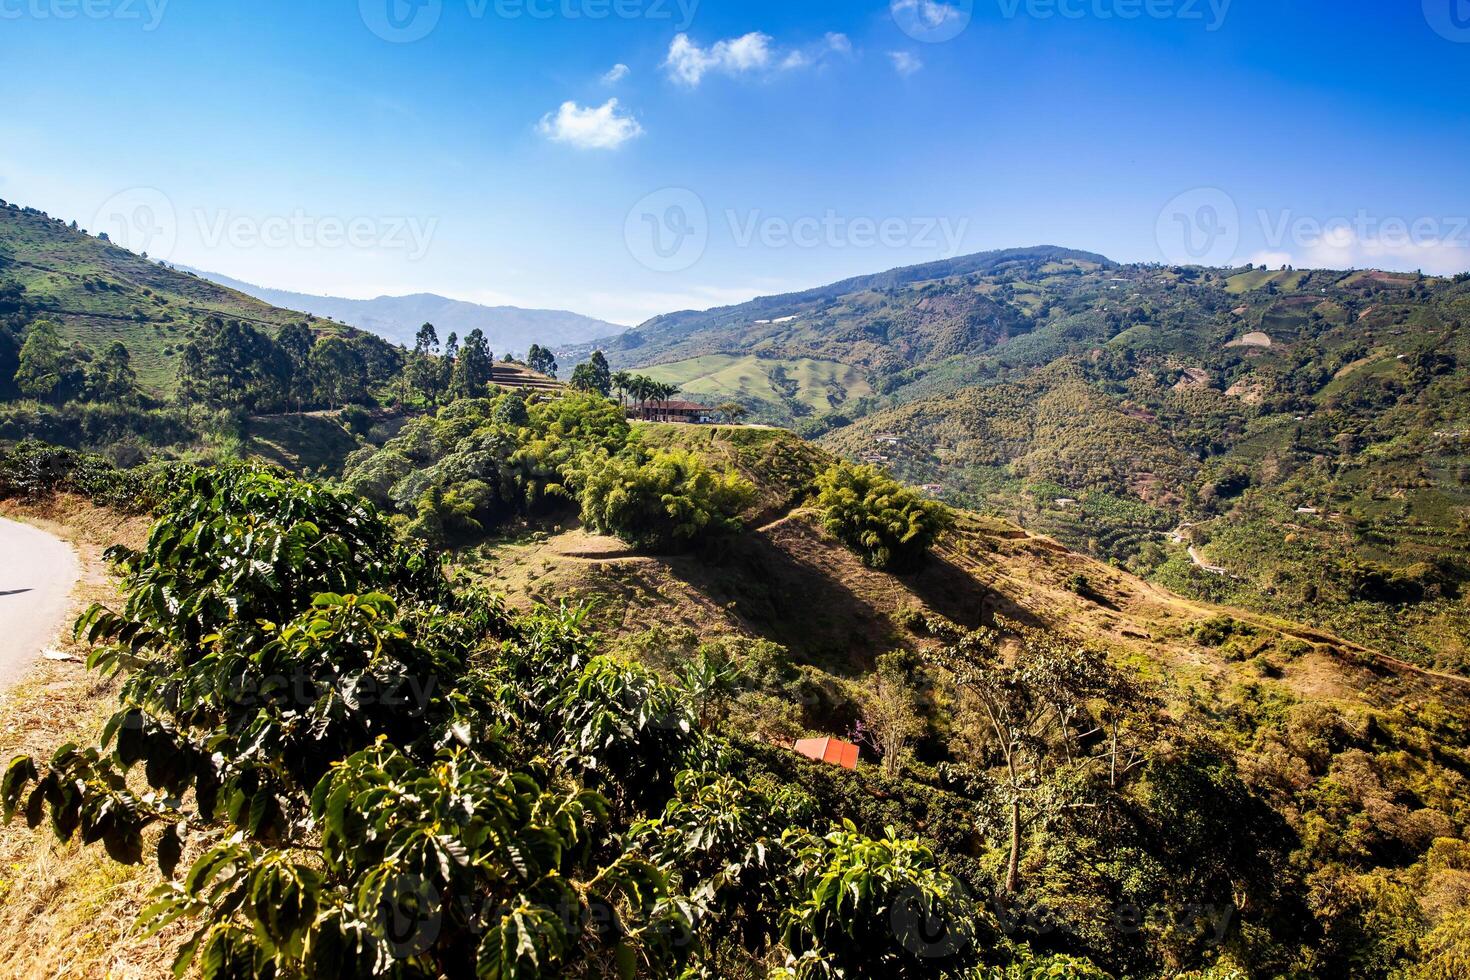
904 553 1046 631
658 522 1047 676
661 534 900 676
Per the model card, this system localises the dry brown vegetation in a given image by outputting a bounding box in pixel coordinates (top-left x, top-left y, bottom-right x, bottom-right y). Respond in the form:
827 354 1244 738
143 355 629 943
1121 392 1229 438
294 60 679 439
0 497 183 979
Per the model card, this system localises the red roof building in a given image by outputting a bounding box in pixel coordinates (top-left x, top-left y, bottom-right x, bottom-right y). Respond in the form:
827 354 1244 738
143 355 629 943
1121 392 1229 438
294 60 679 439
631 399 715 423
792 737 860 770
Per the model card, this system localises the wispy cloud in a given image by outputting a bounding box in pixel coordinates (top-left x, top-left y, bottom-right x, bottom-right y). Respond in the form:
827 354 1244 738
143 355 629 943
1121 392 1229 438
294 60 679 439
889 51 923 76
1249 234 1470 277
665 31 853 87
893 0 967 31
537 99 644 150
602 63 630 85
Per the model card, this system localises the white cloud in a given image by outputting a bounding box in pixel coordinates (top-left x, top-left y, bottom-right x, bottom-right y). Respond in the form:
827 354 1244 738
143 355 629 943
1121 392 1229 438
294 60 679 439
889 51 924 76
537 99 644 150
602 63 630 85
1248 230 1470 277
893 0 966 31
664 31 853 87
665 32 775 86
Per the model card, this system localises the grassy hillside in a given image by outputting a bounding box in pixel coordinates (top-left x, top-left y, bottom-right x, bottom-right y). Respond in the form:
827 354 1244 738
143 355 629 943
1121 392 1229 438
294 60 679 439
639 352 872 422
589 247 1106 423
816 264 1470 669
7 416 1470 977
449 420 1470 976
0 202 363 395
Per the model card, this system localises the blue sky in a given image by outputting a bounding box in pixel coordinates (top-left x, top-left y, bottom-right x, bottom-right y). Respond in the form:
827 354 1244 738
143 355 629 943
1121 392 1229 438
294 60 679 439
2 0 1468 325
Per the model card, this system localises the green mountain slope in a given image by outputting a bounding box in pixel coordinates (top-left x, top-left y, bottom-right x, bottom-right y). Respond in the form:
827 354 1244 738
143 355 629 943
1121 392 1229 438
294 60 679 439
587 246 1108 422
818 265 1470 669
593 246 1466 669
0 201 368 395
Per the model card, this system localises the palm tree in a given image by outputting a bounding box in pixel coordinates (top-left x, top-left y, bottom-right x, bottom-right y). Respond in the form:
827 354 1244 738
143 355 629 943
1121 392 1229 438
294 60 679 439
628 375 653 418
611 371 631 410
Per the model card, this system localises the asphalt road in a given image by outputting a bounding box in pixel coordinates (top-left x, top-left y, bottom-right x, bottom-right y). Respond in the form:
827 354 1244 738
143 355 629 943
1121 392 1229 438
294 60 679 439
0 517 81 689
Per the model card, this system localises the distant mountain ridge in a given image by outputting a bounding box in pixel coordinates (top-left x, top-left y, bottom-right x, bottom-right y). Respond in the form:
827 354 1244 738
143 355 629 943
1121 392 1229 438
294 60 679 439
591 245 1114 361
185 268 626 353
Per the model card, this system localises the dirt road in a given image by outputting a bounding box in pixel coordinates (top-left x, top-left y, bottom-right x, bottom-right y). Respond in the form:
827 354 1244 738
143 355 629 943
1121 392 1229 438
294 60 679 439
0 517 81 688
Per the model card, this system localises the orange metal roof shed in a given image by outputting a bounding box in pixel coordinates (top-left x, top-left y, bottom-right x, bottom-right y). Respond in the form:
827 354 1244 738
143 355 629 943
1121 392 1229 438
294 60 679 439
792 737 860 770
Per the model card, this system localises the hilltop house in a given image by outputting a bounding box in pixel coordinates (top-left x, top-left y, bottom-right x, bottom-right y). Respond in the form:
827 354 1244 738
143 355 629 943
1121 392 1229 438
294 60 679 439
632 399 715 424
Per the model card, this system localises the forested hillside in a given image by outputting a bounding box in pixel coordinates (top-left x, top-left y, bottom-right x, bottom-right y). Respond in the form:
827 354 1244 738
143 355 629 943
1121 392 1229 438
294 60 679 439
0 201 409 459
0 202 380 393
6 405 1470 977
820 265 1470 671
4 210 1470 976
592 246 1467 672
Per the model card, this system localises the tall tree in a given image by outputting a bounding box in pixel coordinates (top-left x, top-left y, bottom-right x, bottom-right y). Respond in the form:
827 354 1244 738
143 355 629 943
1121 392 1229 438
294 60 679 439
14 318 82 402
931 623 1140 896
309 336 368 409
86 340 137 403
276 322 315 410
449 328 493 400
405 323 445 406
413 322 439 356
611 371 632 409
716 401 748 425
527 343 557 379
586 350 612 397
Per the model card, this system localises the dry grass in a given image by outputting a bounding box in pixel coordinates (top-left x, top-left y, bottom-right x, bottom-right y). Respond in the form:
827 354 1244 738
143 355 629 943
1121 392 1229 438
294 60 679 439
463 503 1463 725
0 496 184 979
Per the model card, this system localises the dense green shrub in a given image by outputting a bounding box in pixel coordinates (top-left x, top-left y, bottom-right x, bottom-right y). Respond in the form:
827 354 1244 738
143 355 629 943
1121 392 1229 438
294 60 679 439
0 400 196 449
0 467 986 979
578 446 754 552
0 439 173 511
340 390 632 543
815 462 950 570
